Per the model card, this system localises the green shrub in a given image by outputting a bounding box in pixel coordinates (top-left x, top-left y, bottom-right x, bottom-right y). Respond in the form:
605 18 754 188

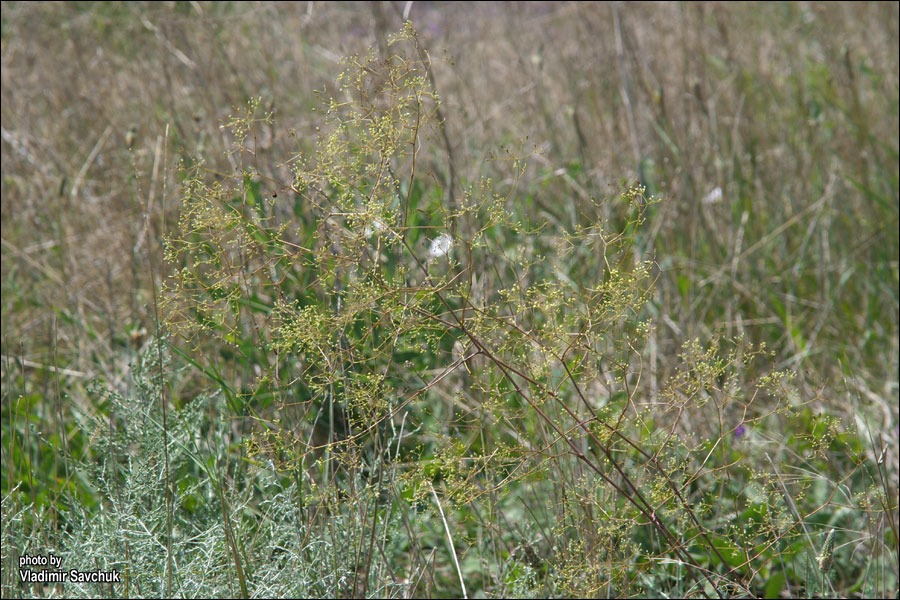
3 21 896 600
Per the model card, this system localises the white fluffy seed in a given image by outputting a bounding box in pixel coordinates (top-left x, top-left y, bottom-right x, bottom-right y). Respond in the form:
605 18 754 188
428 233 453 259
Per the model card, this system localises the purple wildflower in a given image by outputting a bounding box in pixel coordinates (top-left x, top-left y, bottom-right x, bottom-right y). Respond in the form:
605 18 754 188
734 424 746 439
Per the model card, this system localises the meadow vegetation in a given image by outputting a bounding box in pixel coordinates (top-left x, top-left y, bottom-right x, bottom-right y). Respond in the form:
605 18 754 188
1 3 897 598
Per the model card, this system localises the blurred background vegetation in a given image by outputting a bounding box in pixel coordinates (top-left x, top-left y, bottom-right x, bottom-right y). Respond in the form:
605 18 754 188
1 2 897 598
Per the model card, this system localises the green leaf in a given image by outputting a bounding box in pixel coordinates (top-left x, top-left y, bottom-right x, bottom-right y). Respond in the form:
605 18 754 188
763 571 786 599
